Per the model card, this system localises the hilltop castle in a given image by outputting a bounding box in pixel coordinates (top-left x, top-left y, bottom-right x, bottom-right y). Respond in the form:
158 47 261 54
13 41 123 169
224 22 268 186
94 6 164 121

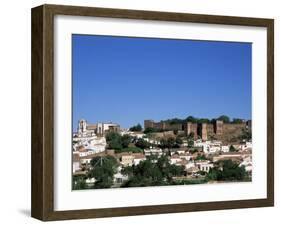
144 119 251 141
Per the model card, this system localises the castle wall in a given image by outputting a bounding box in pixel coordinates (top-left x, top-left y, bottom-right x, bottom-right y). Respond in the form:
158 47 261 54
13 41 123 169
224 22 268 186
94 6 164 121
223 123 246 134
144 119 249 143
144 120 183 131
214 120 223 135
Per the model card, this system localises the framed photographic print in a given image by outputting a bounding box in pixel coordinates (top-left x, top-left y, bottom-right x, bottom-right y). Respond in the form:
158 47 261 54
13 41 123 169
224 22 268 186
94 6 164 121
31 4 274 221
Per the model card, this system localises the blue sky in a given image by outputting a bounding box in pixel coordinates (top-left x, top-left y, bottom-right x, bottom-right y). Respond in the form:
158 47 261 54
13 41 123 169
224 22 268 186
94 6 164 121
72 34 252 129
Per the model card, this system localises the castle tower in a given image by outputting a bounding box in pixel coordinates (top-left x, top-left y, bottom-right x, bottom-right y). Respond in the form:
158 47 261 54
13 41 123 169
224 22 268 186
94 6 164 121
214 120 223 135
184 122 198 139
78 119 87 135
199 123 207 141
144 120 154 129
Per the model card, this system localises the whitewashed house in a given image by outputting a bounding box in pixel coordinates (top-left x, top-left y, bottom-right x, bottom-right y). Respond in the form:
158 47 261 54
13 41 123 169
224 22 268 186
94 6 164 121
195 160 214 172
170 154 181 164
221 145 229 152
144 147 163 156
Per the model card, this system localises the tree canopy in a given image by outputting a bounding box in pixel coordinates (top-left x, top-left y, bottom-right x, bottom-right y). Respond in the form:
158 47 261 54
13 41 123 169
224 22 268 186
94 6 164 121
232 118 244 124
129 123 143 132
88 156 118 188
121 155 185 187
207 160 248 181
135 138 151 149
72 175 87 190
217 115 231 123
154 115 246 125
106 132 132 150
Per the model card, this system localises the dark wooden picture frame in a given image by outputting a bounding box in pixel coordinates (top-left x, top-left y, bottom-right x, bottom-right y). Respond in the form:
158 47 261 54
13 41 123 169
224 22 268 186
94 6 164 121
31 4 274 221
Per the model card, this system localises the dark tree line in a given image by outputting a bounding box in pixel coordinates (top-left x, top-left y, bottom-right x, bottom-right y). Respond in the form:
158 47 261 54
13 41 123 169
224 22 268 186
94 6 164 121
121 155 185 187
207 160 249 181
149 115 248 127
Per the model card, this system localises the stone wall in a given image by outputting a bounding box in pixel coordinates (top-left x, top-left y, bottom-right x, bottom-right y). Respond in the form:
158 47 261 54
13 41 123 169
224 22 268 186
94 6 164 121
144 119 251 143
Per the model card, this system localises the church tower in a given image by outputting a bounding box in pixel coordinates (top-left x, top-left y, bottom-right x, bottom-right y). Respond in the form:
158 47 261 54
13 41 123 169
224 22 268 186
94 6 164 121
78 119 87 135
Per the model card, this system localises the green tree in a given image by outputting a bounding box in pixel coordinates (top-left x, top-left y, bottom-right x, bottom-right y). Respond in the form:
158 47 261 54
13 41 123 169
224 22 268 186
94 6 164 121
159 137 180 149
197 118 211 124
187 133 195 147
144 127 164 134
186 116 198 123
106 132 122 150
129 124 142 132
232 118 244 124
217 115 230 123
121 134 132 148
121 155 185 187
176 136 183 145
121 165 134 177
229 145 237 152
135 138 151 149
106 132 134 150
115 146 143 154
72 175 87 190
167 118 184 125
195 154 207 160
167 137 177 148
207 160 247 181
88 156 118 188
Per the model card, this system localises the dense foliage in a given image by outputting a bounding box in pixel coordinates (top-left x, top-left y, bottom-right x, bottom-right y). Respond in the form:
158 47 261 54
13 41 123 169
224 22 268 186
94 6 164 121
129 123 143 132
207 160 248 181
121 155 185 187
88 156 118 188
135 138 151 149
72 175 87 190
158 137 182 149
146 115 247 127
106 132 132 150
143 127 165 133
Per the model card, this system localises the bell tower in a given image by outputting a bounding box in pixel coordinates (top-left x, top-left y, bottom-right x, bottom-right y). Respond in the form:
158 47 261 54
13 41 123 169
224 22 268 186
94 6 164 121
78 119 87 135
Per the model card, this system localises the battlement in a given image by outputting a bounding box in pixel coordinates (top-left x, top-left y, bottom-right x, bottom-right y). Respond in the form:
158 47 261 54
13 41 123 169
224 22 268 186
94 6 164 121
144 119 251 142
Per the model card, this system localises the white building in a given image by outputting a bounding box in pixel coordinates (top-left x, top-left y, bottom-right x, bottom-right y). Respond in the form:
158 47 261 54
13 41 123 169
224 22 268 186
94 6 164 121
114 172 128 184
195 160 214 172
144 147 163 156
73 153 81 173
194 140 221 154
133 154 146 165
73 134 107 156
85 177 96 184
170 154 181 164
185 161 196 170
79 154 100 164
96 122 120 136
221 145 229 152
178 152 192 161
